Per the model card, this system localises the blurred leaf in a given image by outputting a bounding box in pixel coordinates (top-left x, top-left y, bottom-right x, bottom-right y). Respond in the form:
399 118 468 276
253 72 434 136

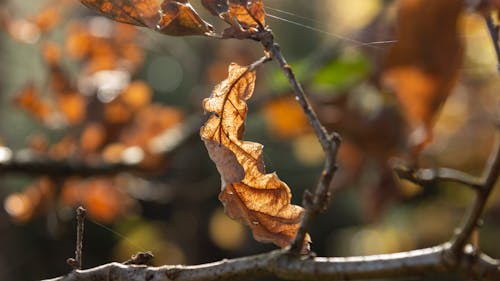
261 96 310 139
80 123 107 153
4 178 54 223
268 60 308 92
313 54 370 92
121 104 183 170
200 63 306 251
114 219 185 265
209 208 246 250
12 82 54 123
382 0 463 155
33 7 60 32
121 81 152 111
60 178 133 223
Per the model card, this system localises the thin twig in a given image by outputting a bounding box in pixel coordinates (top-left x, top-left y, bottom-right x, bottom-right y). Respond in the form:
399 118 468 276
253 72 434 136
67 206 86 270
0 155 140 177
393 162 483 191
0 115 200 177
248 55 272 71
289 137 340 254
258 29 331 150
448 132 500 257
257 28 341 254
42 244 500 281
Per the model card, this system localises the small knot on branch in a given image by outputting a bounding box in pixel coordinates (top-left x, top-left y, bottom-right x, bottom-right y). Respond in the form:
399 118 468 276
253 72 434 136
123 251 155 265
253 27 274 48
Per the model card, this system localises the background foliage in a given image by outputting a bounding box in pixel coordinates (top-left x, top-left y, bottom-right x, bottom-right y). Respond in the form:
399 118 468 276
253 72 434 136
0 0 499 280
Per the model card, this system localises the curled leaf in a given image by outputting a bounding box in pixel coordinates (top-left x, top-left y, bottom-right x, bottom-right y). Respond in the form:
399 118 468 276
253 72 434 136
221 0 266 38
200 63 305 249
228 0 266 29
157 0 214 36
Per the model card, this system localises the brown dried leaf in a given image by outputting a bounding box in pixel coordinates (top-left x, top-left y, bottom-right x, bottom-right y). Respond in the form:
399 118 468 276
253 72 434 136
158 0 214 36
228 0 265 29
79 0 159 28
382 0 463 155
200 63 304 249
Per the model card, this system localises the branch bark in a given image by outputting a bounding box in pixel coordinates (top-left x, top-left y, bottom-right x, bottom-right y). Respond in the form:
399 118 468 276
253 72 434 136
42 244 500 281
393 163 483 190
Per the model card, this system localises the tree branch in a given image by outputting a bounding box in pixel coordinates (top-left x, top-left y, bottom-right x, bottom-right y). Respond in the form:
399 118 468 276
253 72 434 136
0 154 139 177
0 115 200 177
66 207 86 270
257 28 342 254
393 162 483 191
448 130 500 256
392 128 500 263
42 244 500 281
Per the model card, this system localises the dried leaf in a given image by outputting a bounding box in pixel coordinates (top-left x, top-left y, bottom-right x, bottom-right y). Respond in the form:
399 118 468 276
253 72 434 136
79 0 159 28
228 0 266 29
382 0 463 155
157 0 214 36
220 0 266 38
200 63 304 249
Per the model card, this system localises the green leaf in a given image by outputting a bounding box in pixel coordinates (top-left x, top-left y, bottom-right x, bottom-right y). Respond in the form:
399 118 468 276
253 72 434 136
313 54 370 92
